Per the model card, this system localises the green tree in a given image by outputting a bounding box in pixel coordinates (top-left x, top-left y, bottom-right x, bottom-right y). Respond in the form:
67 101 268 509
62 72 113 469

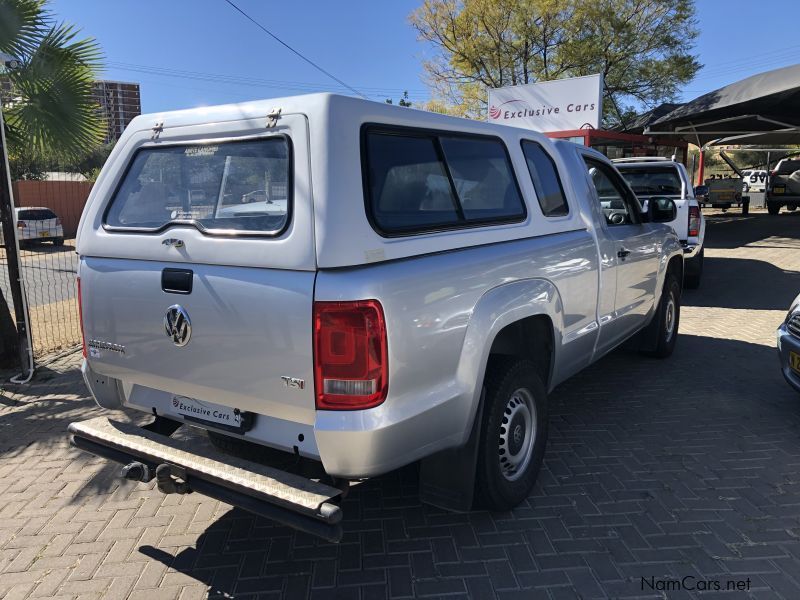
409 0 701 125
1 0 105 158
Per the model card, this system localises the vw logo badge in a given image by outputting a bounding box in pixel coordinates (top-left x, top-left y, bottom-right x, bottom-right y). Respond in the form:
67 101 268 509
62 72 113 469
164 305 191 347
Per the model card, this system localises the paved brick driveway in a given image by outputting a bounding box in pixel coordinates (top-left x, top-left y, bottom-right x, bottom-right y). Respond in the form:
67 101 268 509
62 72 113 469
2 210 800 599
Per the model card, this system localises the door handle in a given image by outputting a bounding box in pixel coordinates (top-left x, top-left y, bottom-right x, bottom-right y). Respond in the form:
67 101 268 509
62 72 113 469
617 248 631 259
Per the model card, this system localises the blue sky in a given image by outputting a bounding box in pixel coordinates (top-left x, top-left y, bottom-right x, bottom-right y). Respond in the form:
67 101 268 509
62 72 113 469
49 0 800 114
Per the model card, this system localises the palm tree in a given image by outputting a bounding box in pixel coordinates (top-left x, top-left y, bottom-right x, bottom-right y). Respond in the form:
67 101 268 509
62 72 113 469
1 0 104 158
0 0 104 366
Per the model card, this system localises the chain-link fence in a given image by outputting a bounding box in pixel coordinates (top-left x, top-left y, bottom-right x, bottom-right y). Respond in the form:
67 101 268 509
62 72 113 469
0 178 90 356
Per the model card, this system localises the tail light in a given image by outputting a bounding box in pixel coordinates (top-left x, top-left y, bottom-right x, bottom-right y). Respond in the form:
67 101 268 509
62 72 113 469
17 221 26 229
314 300 388 410
688 205 700 237
56 218 62 226
77 277 87 358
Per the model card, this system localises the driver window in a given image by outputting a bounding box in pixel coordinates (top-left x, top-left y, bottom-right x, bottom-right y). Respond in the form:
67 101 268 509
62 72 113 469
584 159 637 226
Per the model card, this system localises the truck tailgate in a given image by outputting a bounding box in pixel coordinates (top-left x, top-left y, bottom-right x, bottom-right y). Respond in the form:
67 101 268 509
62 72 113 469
81 256 317 426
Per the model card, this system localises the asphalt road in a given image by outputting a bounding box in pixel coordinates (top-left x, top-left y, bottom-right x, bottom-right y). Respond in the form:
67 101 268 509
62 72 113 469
0 239 78 308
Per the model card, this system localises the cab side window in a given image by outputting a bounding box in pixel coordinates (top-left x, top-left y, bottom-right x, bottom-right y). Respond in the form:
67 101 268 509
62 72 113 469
583 158 639 227
521 141 569 217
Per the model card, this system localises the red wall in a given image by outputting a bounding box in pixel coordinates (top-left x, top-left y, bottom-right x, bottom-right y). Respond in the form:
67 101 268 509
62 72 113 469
11 180 94 238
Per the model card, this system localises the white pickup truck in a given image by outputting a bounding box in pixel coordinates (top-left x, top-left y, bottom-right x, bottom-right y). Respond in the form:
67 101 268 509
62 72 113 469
70 94 684 541
613 157 706 288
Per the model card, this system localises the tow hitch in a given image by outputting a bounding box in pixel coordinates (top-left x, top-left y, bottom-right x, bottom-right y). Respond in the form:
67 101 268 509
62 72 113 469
121 460 192 495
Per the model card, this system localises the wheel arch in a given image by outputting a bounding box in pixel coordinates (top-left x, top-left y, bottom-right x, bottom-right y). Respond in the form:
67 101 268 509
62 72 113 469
667 253 683 294
454 278 563 448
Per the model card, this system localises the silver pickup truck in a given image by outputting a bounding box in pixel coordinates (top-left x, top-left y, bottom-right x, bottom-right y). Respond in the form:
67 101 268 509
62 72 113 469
70 94 683 541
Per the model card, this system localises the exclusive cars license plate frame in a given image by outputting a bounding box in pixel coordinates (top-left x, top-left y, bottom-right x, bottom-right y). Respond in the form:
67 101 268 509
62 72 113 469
171 395 255 433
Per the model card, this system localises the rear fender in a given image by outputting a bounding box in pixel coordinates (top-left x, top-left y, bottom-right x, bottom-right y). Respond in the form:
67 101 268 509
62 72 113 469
454 278 563 447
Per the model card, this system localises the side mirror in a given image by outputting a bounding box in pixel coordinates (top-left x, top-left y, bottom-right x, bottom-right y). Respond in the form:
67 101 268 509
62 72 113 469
645 197 677 223
694 185 708 197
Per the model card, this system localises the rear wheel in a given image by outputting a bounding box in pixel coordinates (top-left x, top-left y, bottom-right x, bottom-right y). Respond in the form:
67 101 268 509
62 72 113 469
787 205 797 212
476 358 548 511
641 273 680 358
767 202 781 215
684 248 703 290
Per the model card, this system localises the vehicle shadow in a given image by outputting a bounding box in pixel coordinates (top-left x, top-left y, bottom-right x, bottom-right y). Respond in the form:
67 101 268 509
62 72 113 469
132 333 800 598
683 256 800 310
0 361 142 500
703 211 800 250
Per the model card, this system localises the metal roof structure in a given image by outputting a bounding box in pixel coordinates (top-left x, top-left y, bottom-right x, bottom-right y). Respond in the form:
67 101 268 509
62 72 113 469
639 63 800 148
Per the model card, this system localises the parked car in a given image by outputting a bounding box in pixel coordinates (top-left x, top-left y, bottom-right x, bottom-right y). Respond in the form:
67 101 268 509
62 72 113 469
70 94 684 541
613 157 705 288
0 207 64 248
766 158 800 215
777 291 800 393
741 169 767 193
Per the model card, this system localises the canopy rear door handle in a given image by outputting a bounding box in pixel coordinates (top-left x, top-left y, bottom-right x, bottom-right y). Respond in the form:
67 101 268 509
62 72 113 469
162 268 193 294
617 248 631 259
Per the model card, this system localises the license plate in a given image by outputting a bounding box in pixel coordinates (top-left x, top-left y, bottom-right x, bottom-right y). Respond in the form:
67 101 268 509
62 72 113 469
718 192 733 200
39 231 49 237
774 186 785 195
171 395 241 427
791 351 800 375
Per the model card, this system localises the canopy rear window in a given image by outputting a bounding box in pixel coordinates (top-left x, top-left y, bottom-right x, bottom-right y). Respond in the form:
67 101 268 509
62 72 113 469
105 137 291 235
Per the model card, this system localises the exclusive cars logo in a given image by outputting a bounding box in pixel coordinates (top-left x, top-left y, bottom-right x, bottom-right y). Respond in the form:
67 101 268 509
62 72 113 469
488 98 596 121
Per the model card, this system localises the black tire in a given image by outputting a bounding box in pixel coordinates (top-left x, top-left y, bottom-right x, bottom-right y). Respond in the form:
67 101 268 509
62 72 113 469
684 248 703 290
52 237 64 246
787 205 797 212
641 273 680 358
475 358 548 511
767 202 781 215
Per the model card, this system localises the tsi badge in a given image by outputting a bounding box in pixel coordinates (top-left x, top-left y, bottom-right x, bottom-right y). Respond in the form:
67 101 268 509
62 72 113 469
281 376 305 390
164 305 191 347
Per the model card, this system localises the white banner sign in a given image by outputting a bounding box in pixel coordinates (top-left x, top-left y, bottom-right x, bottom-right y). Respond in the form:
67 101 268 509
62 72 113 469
487 74 603 131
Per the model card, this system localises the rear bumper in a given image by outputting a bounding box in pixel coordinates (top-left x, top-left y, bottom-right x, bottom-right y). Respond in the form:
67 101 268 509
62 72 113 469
68 417 344 541
314 389 466 479
82 356 468 481
18 226 64 241
777 325 800 393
